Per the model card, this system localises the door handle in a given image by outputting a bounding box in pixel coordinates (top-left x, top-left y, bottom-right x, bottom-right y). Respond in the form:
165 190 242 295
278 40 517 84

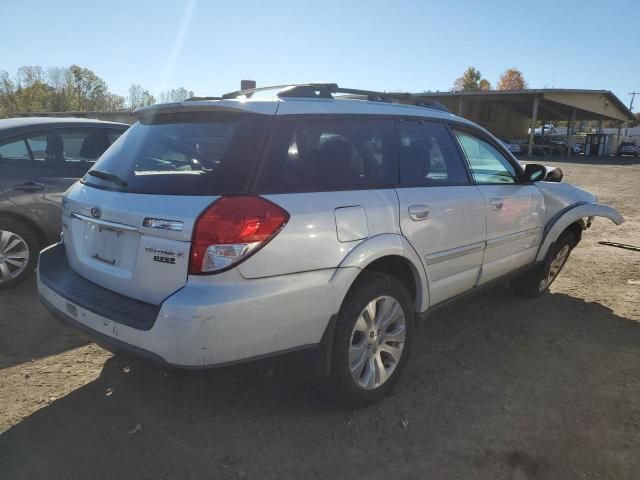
408 205 430 221
12 181 45 192
490 198 504 211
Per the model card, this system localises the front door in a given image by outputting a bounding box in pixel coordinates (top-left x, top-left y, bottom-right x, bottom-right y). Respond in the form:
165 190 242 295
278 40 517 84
395 120 486 306
452 129 544 284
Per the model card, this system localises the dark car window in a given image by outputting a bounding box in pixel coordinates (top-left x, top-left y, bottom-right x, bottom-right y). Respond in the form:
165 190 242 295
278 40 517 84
0 139 31 164
104 128 126 144
25 129 100 164
85 112 270 195
257 117 397 193
398 121 469 186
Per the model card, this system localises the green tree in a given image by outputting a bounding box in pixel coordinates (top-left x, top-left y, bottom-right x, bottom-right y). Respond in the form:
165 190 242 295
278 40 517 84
158 87 194 103
128 84 156 109
69 64 110 110
0 70 18 116
451 67 490 92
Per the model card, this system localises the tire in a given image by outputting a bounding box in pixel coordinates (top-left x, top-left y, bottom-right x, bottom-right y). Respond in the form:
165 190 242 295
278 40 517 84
0 218 40 289
328 272 414 408
511 230 576 299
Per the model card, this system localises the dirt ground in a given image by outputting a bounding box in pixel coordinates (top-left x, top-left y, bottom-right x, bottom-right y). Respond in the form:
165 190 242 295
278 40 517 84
1 157 639 479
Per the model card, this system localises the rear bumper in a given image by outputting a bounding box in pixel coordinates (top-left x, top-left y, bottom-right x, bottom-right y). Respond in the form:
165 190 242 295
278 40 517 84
38 243 352 367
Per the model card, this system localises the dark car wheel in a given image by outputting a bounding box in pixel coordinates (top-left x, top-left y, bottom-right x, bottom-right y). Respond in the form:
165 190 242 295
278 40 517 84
328 272 414 408
0 219 39 289
511 230 576 299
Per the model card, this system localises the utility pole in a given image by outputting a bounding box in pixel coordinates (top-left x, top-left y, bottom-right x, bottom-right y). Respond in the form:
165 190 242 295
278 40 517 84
626 92 639 137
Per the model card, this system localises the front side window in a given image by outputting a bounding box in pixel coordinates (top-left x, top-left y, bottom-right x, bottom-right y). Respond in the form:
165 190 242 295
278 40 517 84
0 139 31 164
454 130 517 184
398 121 469 186
257 117 397 193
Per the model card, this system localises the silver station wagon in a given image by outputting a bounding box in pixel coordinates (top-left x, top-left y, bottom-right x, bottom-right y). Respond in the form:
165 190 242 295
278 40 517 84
37 84 623 406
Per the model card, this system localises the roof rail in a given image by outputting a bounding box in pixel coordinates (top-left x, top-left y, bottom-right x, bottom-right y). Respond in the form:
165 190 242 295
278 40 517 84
184 96 222 101
220 83 450 112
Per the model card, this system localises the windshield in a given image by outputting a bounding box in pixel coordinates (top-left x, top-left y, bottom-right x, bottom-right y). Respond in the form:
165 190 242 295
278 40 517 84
84 111 270 195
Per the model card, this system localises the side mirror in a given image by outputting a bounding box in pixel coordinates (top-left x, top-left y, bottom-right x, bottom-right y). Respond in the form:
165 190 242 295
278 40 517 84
544 167 563 183
523 163 547 182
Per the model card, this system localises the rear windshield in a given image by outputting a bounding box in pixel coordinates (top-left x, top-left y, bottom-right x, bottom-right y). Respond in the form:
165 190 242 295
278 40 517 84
83 111 270 195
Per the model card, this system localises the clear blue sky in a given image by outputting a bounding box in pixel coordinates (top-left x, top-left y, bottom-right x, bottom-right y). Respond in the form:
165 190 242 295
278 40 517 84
1 0 639 111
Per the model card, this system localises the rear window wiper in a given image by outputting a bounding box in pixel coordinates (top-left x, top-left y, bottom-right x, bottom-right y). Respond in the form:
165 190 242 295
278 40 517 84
86 170 128 187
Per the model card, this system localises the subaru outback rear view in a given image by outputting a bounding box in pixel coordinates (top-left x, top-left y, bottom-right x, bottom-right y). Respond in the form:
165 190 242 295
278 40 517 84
38 84 623 406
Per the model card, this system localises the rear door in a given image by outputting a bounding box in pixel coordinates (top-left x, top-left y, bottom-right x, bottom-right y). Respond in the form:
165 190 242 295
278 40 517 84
394 120 486 305
0 128 105 239
452 128 544 284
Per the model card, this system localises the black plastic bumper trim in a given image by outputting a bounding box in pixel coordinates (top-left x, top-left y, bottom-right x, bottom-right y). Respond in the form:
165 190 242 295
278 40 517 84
38 243 161 331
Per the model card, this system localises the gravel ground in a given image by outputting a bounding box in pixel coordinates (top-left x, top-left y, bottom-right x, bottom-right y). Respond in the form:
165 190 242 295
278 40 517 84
1 157 639 479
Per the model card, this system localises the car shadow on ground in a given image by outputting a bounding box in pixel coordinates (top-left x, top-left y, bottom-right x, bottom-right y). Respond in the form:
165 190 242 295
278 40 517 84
0 277 87 369
1 288 640 480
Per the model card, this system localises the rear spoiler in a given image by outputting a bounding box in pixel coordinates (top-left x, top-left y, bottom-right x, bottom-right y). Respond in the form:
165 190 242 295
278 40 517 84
134 100 278 119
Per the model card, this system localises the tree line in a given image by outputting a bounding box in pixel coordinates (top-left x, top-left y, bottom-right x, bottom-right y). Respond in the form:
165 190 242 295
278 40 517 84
0 65 194 117
451 67 528 92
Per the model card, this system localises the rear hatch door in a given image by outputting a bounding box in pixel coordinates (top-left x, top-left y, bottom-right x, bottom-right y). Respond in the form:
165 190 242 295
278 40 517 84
62 104 274 305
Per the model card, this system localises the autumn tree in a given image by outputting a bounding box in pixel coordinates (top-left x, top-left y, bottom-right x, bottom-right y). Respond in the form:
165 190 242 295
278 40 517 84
452 67 491 92
497 68 528 90
478 79 492 90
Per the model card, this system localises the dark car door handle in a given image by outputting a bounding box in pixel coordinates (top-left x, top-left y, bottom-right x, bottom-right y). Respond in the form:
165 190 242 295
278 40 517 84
12 181 45 192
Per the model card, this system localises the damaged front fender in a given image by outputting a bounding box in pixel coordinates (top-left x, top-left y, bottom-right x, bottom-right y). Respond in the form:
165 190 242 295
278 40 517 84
536 202 624 262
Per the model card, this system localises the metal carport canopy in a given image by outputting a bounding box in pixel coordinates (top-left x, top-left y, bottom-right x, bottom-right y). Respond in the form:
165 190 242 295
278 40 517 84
411 89 635 122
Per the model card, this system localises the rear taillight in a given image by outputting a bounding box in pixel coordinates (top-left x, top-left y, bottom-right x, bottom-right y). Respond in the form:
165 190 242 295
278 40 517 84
189 196 289 274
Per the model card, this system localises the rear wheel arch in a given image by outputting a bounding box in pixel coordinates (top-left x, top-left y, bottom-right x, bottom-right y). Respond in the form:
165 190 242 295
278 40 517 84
336 234 429 313
0 211 49 248
356 255 418 307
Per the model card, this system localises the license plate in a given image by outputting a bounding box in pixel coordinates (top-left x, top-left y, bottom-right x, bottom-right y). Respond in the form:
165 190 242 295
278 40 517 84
89 225 123 266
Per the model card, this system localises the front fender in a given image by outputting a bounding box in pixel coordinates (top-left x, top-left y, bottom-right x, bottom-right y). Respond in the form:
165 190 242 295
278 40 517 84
336 233 429 312
536 203 624 262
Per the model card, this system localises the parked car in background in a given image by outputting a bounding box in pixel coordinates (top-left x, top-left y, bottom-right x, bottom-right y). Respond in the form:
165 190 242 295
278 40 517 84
36 84 623 406
0 117 129 288
617 141 639 157
498 138 522 155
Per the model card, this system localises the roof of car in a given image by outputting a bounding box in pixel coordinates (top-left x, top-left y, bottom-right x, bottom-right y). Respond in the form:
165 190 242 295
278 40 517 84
0 117 129 139
136 97 472 125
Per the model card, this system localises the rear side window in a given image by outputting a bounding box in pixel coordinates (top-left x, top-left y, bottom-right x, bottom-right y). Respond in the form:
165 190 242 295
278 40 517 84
85 112 270 195
257 117 397 193
26 129 100 164
398 121 469 186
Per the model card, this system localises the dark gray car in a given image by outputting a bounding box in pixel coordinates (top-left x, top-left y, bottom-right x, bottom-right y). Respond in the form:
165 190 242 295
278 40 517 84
0 117 128 288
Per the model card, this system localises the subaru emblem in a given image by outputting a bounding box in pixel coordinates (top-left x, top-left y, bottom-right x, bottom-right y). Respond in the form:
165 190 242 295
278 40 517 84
90 207 102 219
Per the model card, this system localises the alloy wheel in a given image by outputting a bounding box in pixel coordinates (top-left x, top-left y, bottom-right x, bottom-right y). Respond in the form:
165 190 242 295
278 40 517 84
540 244 570 291
0 230 30 284
349 295 406 390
